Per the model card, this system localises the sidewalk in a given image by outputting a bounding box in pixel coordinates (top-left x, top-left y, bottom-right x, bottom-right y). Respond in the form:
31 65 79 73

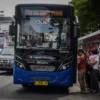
56 84 100 100
69 84 80 93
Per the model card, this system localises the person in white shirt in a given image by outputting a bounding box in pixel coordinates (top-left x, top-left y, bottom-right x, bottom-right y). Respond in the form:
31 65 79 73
88 50 99 93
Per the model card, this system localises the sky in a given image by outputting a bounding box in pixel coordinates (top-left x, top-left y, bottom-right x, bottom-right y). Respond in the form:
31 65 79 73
0 0 71 17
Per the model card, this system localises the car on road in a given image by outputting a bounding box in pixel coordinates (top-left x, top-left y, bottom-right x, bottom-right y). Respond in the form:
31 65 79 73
0 46 14 71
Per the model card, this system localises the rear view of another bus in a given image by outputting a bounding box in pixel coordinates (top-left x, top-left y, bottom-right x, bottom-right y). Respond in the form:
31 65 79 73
13 4 79 88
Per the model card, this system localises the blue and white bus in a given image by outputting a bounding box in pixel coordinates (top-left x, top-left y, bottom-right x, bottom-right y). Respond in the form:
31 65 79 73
13 4 79 88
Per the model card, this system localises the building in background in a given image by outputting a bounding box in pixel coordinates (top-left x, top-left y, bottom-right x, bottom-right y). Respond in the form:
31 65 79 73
78 30 100 53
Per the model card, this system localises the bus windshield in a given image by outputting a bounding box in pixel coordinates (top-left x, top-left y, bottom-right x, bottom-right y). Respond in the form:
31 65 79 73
17 17 70 49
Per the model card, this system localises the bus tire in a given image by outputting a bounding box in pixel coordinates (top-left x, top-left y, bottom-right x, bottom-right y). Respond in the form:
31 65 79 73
62 86 69 93
22 84 29 88
66 87 69 94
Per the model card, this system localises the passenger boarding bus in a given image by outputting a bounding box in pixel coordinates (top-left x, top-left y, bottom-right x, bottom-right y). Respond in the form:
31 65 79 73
78 30 100 80
12 4 79 88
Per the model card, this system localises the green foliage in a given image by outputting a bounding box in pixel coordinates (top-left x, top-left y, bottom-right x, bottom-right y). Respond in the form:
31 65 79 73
69 0 100 36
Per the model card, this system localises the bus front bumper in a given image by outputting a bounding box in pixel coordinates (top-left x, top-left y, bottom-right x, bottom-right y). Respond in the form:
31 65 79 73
13 66 73 87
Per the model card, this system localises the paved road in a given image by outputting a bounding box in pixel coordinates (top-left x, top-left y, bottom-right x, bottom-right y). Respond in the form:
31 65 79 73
0 71 100 100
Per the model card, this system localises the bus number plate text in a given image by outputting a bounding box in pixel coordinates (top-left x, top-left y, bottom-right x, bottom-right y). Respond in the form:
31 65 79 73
34 81 48 86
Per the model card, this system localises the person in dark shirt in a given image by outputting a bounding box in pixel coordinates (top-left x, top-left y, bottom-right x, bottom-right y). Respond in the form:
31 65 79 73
85 52 92 90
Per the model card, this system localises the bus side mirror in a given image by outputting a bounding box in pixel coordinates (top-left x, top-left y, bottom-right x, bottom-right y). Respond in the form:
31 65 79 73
12 36 15 41
74 16 80 38
74 25 80 38
9 25 15 36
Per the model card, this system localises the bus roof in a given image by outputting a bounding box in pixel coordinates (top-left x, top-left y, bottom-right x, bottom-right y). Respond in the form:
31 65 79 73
15 4 74 19
15 4 73 8
78 30 100 41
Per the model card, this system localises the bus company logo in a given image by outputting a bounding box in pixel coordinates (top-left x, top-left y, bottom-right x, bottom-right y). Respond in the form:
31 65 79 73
36 61 48 64
36 19 48 25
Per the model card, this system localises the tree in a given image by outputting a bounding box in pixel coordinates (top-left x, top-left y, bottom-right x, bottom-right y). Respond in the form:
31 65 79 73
69 0 100 36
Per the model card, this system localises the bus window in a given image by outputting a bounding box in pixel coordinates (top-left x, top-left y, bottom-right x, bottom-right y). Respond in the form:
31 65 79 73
16 17 71 49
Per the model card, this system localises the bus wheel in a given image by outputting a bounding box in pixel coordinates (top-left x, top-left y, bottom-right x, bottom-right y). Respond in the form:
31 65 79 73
66 87 69 94
22 84 29 88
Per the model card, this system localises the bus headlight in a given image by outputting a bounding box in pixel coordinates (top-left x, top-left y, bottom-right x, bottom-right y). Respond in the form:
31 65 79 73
59 63 71 71
19 64 24 69
62 65 67 70
15 60 25 69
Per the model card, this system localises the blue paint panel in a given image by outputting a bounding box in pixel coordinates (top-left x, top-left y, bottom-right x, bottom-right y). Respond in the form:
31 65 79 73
13 65 73 87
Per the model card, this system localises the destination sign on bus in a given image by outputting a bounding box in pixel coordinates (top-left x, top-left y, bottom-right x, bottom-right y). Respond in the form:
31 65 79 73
24 10 63 16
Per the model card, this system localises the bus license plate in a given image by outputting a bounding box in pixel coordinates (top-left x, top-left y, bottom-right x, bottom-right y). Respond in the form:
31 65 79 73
34 81 48 86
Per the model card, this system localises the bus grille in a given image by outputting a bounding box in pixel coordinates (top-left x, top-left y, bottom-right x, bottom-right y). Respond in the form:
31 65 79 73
30 65 55 72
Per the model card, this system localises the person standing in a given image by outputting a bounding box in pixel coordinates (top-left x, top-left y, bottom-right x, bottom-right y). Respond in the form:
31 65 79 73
88 50 99 93
77 49 86 93
85 52 92 90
